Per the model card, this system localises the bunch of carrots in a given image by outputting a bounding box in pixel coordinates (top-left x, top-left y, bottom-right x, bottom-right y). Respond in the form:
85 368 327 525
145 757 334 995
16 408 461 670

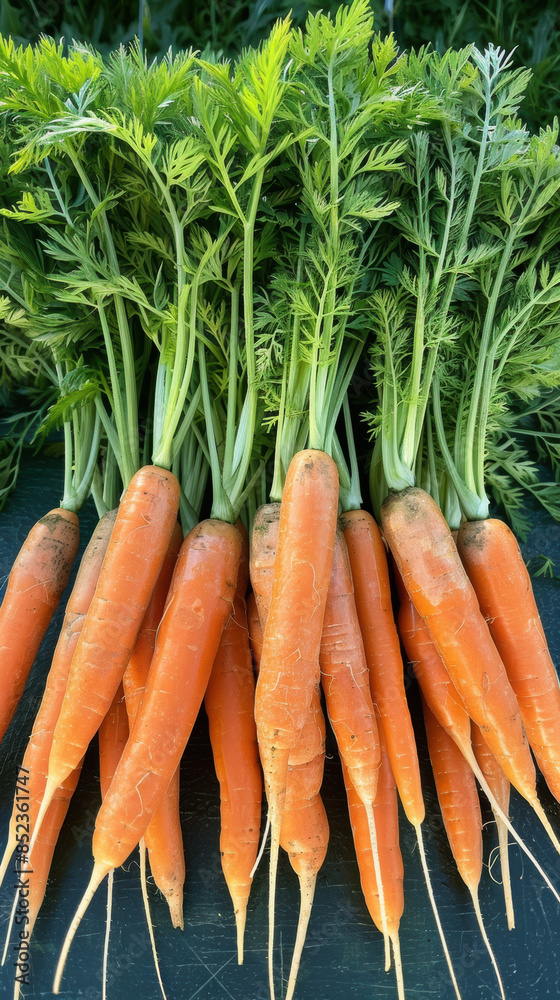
0 2 560 998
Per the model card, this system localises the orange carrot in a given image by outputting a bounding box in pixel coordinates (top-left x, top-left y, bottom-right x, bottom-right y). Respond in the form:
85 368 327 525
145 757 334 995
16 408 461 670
319 528 392 965
422 699 505 1000
343 507 461 998
246 590 263 674
98 683 129 799
381 488 550 833
32 465 181 851
250 495 330 999
0 507 80 742
342 733 404 1000
0 510 116 892
397 571 556 912
205 525 262 963
458 517 560 803
122 520 185 930
341 509 423 826
99 683 170 1000
53 517 242 994
249 503 280 625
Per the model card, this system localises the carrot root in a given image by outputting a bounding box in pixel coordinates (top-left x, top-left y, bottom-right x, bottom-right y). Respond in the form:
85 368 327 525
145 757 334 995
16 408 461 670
415 825 462 1000
140 840 168 1000
390 932 405 1000
102 869 114 1000
284 873 316 1000
470 888 505 1000
495 817 515 931
364 802 390 971
53 861 110 994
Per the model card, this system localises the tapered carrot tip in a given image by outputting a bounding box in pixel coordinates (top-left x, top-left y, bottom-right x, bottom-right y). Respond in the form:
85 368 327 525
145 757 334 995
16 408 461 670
235 904 247 964
166 890 184 931
53 862 110 994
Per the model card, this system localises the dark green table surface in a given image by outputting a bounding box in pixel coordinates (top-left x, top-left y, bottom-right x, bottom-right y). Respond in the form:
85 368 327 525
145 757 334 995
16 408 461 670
1 457 560 1000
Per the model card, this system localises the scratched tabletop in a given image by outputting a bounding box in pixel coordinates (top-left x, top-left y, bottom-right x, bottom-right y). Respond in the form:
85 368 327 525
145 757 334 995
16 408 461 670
0 455 560 1000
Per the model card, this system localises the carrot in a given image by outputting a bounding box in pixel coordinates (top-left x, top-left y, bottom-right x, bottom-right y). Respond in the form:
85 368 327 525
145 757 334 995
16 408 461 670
0 507 80 742
249 503 280 625
422 699 505 1000
122 520 185 930
98 683 129 799
31 465 181 853
458 517 560 804
246 590 263 673
250 495 330 999
396 570 560 908
53 517 242 993
381 487 558 846
342 734 405 1000
204 523 262 963
99 683 170 1000
319 529 392 966
471 721 515 930
0 509 116 893
341 507 461 998
340 509 423 826
1 512 116 997
254 449 338 1000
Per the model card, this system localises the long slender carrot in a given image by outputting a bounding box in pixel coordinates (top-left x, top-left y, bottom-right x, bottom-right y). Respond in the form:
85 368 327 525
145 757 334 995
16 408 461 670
458 517 560 803
53 517 242 993
122 520 185 930
204 524 262 963
32 465 181 852
319 529 392 967
342 506 461 999
0 509 116 893
250 494 330 999
254 449 338 1000
342 734 405 1000
0 507 80 742
422 699 505 1000
471 721 515 930
381 487 553 837
340 509 423 826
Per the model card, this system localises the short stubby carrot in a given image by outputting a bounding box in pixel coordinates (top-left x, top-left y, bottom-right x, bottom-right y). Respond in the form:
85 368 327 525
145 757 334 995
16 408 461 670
341 508 424 828
381 487 536 806
458 517 560 803
0 507 80 742
205 527 262 963
35 465 181 845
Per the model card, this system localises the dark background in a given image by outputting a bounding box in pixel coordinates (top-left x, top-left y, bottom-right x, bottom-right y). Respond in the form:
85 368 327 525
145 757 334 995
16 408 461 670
0 456 559 999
